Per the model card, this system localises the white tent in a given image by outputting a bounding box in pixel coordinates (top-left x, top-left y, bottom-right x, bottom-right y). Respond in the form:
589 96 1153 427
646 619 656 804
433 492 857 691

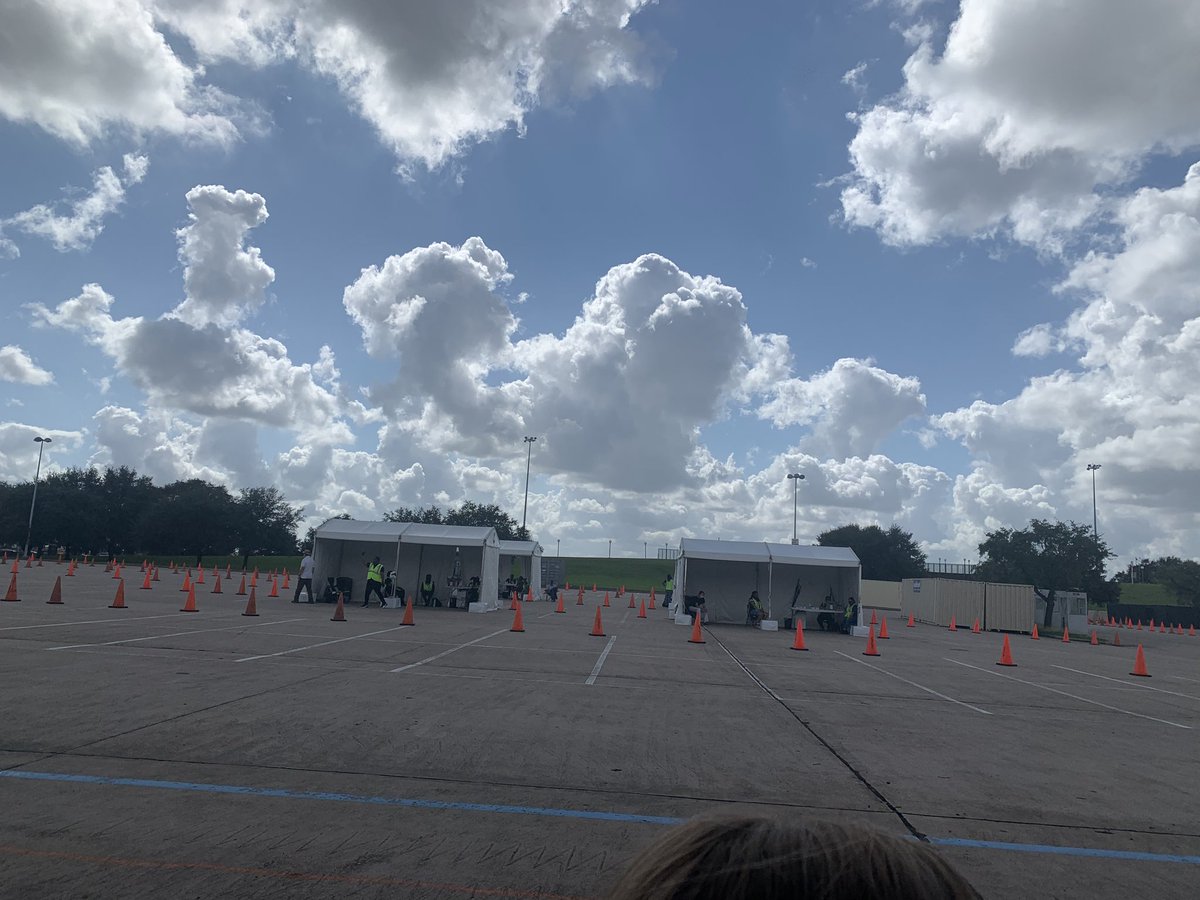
672 539 862 625
498 540 543 599
312 520 501 611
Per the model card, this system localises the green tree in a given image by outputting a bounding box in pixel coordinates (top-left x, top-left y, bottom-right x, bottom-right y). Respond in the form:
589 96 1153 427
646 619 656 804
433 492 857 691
33 468 106 556
385 502 527 540
135 479 239 565
976 519 1116 627
1150 557 1200 607
817 524 926 582
235 486 303 567
101 466 157 556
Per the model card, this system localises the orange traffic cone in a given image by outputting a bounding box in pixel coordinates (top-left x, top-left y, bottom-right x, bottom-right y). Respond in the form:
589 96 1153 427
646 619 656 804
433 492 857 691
400 597 415 626
1158 623 1166 633
1149 618 1156 628
180 572 192 592
236 574 247 596
103 559 111 573
863 623 881 657
628 592 636 609
1189 625 1196 636
10 560 18 574
1113 632 1121 647
36 556 43 567
949 615 957 632
2 573 18 602
112 564 120 579
226 563 232 579
109 580 127 608
242 587 259 616
180 584 198 612
592 583 597 591
283 571 290 589
906 612 915 627
1062 625 1070 643
140 569 152 590
603 591 611 608
590 607 605 637
47 575 63 605
997 635 1016 667
1130 644 1150 677
688 613 705 644
509 591 518 611
1090 630 1098 645
331 592 346 621
268 578 279 598
878 617 890 639
66 560 76 577
556 593 566 614
1031 624 1040 640
152 566 160 582
637 599 647 619
525 587 534 605
196 567 205 585
972 617 981 634
648 594 656 610
511 601 526 633
869 609 878 625
28 555 35 569
212 574 223 594
576 589 584 606
791 618 808 651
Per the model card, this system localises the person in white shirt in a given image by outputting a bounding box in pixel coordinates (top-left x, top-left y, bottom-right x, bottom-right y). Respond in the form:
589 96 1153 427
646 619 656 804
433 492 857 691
293 549 315 603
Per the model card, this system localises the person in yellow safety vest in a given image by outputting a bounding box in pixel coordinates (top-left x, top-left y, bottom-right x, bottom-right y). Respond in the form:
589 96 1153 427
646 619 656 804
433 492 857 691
364 556 386 608
663 574 674 607
842 596 858 634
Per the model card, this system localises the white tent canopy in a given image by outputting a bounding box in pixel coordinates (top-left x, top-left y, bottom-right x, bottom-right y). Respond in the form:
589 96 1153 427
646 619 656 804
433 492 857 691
672 539 862 625
312 519 501 611
498 540 543 599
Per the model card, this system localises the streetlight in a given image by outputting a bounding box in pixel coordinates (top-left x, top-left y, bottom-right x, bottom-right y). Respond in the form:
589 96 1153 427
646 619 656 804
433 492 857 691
556 538 560 557
1087 464 1102 538
786 473 805 544
23 436 52 559
644 541 647 559
608 539 612 559
521 436 537 535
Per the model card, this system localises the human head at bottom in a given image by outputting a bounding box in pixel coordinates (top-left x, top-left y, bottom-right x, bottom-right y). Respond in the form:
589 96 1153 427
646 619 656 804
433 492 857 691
606 815 981 900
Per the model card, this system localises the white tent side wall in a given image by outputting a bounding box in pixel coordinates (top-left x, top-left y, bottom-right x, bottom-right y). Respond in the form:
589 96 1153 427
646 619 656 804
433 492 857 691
478 546 500 611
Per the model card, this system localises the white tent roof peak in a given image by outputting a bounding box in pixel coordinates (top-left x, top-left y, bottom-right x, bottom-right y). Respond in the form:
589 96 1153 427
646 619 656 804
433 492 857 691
766 543 860 567
679 538 770 563
679 538 860 567
312 519 407 543
498 540 543 555
396 523 499 548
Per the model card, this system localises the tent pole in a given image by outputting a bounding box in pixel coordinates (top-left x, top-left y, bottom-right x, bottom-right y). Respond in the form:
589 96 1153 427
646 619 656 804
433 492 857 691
767 560 773 620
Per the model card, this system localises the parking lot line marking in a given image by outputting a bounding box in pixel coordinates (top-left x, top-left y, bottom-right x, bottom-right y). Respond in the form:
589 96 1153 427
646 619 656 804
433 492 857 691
47 618 304 652
585 636 617 685
833 651 991 715
947 659 1191 728
0 613 183 632
0 770 684 825
390 628 511 673
238 624 414 662
928 836 1200 865
1052 664 1200 701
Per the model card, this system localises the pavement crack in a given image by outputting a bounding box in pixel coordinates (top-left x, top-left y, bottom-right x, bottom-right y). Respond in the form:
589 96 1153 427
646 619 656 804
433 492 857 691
706 627 929 843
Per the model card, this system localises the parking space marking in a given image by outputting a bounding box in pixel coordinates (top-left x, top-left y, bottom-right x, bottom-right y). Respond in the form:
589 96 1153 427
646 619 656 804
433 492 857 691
947 659 1191 728
48 618 304 651
238 624 415 662
1052 665 1200 702
585 636 617 685
833 651 991 715
0 613 184 632
390 628 511 673
928 836 1200 865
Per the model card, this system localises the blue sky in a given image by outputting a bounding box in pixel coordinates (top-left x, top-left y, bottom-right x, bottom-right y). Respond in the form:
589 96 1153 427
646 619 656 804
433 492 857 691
2 0 1198 566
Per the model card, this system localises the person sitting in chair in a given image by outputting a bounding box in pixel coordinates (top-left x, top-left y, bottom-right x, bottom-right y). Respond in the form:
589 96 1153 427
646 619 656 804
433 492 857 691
746 590 765 627
420 573 436 607
684 591 707 623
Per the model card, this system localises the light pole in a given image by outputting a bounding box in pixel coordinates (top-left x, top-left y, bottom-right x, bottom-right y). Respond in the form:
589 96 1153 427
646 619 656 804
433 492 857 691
556 539 560 557
608 539 612 559
1087 463 1101 539
521 436 537 535
786 473 805 544
644 541 647 559
23 436 52 559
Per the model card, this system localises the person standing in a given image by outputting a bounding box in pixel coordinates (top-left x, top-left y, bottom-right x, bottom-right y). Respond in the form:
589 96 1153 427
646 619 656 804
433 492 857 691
364 556 386 607
663 573 675 607
292 548 315 603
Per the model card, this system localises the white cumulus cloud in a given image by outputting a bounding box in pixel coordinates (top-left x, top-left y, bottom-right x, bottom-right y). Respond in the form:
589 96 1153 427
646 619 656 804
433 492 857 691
0 345 54 386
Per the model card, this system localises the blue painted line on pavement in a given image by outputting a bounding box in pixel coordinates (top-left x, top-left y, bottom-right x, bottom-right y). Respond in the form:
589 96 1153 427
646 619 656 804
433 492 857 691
929 836 1200 865
5 770 1200 864
0 770 684 825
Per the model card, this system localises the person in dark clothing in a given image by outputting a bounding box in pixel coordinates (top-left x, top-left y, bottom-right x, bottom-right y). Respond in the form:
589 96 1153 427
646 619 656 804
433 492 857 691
364 556 386 607
420 573 436 606
684 591 707 623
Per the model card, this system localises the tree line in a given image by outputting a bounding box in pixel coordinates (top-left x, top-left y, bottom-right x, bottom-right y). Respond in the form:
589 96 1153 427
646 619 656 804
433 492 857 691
0 466 302 566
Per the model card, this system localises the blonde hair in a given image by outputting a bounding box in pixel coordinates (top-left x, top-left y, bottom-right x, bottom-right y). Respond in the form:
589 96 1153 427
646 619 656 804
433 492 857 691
606 816 980 900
